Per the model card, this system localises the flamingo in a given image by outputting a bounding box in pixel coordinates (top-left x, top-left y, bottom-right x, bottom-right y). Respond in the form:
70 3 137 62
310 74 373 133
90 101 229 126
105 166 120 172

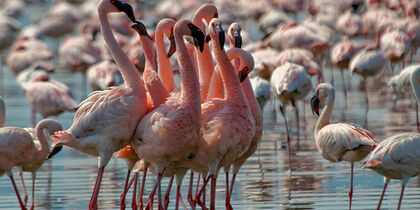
156 18 177 93
50 0 148 209
388 64 420 131
190 18 254 210
0 119 63 210
86 59 123 91
250 76 271 110
310 83 378 210
131 19 204 210
380 29 411 72
362 133 420 210
270 62 312 167
335 10 364 37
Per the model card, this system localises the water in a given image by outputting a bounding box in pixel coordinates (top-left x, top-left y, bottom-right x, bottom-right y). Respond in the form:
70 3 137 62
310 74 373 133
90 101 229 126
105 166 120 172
1 1 420 210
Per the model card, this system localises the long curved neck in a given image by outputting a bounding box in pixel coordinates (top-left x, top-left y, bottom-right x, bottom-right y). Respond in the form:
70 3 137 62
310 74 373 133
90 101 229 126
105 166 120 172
0 98 5 128
206 66 224 101
211 41 246 102
411 69 420 108
35 123 51 162
156 30 175 92
141 35 169 107
97 9 145 95
315 94 335 136
175 30 201 107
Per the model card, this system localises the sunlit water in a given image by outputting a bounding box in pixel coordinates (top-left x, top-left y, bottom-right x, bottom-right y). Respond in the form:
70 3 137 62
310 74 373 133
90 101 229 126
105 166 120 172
1 1 420 209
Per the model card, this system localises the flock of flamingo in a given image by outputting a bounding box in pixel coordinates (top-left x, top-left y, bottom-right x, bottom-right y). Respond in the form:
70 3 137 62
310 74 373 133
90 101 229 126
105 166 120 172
1 0 420 209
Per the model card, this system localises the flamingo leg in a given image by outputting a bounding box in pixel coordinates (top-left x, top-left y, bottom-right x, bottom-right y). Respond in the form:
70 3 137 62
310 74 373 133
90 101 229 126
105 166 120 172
176 185 188 210
138 168 148 210
377 178 389 210
195 175 210 209
349 163 354 210
210 175 216 210
229 173 237 201
291 100 300 145
164 176 174 209
9 173 27 210
340 69 348 109
225 172 232 210
364 79 369 111
31 109 36 128
330 64 335 85
89 166 105 210
187 171 195 209
416 101 419 132
157 172 164 210
120 169 132 210
145 178 158 210
202 176 206 205
30 172 35 210
131 172 138 210
280 105 292 171
19 172 28 207
397 184 406 210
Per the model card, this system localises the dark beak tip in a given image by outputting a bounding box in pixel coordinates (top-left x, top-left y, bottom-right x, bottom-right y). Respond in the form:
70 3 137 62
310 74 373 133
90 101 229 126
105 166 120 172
47 145 63 160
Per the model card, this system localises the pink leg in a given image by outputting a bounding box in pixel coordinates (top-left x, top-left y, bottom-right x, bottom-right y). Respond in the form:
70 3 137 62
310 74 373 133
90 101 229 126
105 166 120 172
30 173 35 210
131 172 138 210
225 172 232 210
187 171 195 208
164 176 174 209
377 180 389 210
195 176 210 210
19 172 28 207
157 173 164 210
397 184 406 210
145 180 158 210
89 166 105 210
280 105 292 171
349 163 354 210
176 185 188 210
210 175 216 210
291 100 300 145
202 176 206 206
229 173 236 200
120 169 132 210
416 101 419 132
138 168 147 210
9 173 27 210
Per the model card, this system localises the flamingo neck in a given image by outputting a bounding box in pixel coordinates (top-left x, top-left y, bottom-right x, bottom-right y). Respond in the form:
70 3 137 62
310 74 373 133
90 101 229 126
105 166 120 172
35 123 51 162
206 67 224 101
410 68 420 106
211 40 246 102
156 30 175 92
315 94 335 136
97 10 145 95
174 30 201 107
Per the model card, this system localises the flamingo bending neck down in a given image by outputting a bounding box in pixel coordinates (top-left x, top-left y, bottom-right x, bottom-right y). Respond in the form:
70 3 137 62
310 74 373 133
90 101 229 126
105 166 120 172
311 83 378 210
49 1 148 209
131 19 204 210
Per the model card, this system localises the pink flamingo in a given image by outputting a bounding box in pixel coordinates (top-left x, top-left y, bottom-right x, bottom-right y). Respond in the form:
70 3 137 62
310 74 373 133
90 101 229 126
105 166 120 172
37 1 78 39
380 29 411 72
86 60 123 91
131 19 204 210
23 73 78 127
362 133 420 210
335 10 364 37
311 83 378 210
0 119 63 210
7 44 54 76
190 18 254 210
270 62 312 166
156 18 177 93
50 1 148 209
192 4 218 103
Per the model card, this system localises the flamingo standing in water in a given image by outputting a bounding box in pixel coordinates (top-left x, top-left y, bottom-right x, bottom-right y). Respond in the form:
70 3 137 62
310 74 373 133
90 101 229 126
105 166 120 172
190 18 254 210
362 133 420 210
0 119 63 210
50 1 148 209
86 60 123 91
131 19 204 210
270 62 312 168
310 83 378 210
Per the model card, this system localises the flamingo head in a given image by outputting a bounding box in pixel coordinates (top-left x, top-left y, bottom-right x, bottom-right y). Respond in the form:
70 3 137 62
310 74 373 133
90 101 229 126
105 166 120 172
131 22 152 40
310 93 320 116
107 0 137 23
228 22 242 48
208 18 225 50
167 31 177 58
187 22 206 52
311 83 335 116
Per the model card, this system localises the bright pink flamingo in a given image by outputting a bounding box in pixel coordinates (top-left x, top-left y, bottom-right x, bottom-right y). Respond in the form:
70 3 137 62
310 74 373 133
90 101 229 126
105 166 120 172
50 1 148 209
311 83 378 210
192 4 218 103
156 18 177 93
0 119 63 210
131 19 204 210
362 133 420 210
24 75 78 127
190 18 254 210
270 62 312 167
86 59 123 91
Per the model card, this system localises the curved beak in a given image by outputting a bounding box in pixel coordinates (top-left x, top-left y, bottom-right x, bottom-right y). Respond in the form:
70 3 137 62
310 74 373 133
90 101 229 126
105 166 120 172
131 22 152 40
232 31 242 48
112 0 136 23
167 33 177 58
237 67 249 82
190 24 205 53
47 145 63 160
310 94 320 116
214 24 225 50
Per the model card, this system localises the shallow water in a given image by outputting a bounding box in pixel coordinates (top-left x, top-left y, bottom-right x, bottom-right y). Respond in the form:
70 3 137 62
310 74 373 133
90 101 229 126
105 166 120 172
1 1 420 210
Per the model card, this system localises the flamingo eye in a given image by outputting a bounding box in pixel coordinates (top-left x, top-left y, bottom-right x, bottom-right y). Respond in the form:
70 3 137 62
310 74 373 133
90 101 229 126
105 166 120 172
188 23 193 28
111 0 115 3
